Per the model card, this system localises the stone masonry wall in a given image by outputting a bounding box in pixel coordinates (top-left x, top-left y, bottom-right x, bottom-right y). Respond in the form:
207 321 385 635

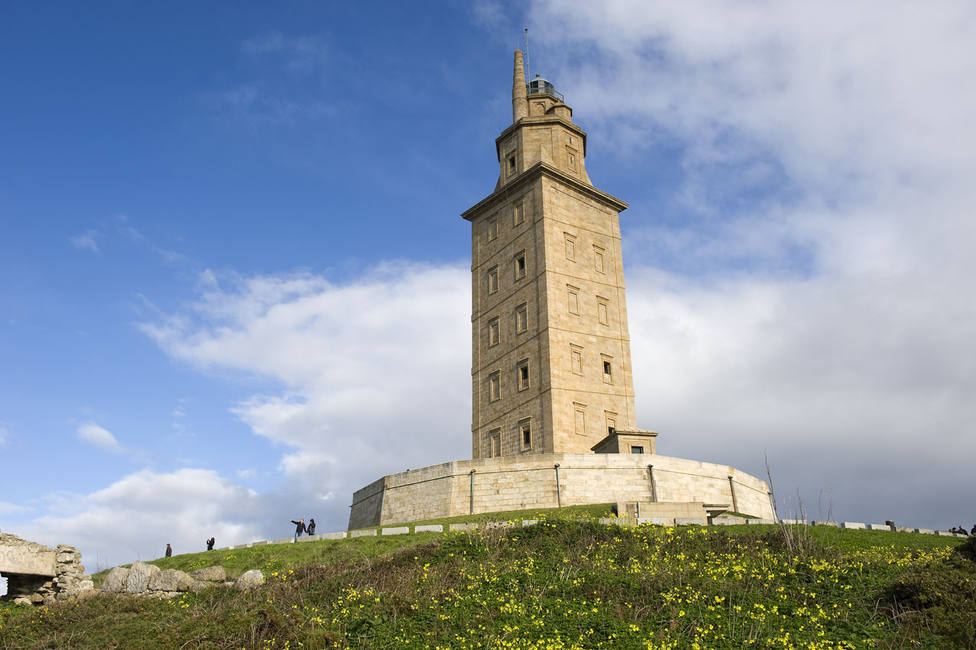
348 452 775 528
0 534 93 605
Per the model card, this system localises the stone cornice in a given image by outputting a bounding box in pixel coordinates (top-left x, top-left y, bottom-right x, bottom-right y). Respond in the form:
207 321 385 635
495 116 588 160
461 162 628 222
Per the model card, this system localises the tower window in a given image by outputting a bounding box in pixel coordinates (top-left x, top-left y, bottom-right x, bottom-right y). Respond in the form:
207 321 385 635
487 266 498 295
487 217 497 242
571 346 583 376
597 299 609 326
515 303 528 334
517 359 529 391
605 411 617 437
513 202 524 225
514 251 526 280
487 317 499 347
567 286 580 315
488 429 501 457
574 403 586 435
602 359 613 384
519 419 532 450
631 446 644 454
508 155 517 175
593 246 605 273
564 233 576 261
488 371 500 402
568 153 576 169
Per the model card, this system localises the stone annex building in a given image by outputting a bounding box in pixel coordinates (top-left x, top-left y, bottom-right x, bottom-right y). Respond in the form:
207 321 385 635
348 52 776 528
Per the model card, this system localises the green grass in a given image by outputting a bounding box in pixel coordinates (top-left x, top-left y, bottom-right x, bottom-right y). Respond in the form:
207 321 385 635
384 502 616 528
2 522 974 649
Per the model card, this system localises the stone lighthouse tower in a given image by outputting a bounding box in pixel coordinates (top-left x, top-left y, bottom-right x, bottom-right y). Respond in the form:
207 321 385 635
463 51 652 459
347 51 775 530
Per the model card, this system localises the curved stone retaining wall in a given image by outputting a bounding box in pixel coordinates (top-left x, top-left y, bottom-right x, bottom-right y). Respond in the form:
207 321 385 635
348 452 775 529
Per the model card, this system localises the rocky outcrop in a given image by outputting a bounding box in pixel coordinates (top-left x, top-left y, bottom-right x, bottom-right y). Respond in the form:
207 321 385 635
235 569 264 590
190 565 226 582
98 564 242 598
126 561 159 594
102 566 130 593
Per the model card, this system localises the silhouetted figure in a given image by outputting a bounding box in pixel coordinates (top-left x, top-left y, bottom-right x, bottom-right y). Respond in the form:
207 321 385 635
290 518 306 542
206 537 215 551
307 518 316 536
165 543 172 558
971 524 976 535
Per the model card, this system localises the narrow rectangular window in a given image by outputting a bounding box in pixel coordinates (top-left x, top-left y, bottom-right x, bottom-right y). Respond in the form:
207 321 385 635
593 246 605 273
508 155 517 175
567 286 579 315
487 317 499 347
514 251 526 280
574 403 586 435
571 346 583 376
631 446 644 454
564 233 576 261
568 153 576 169
515 303 528 334
513 201 524 226
487 217 497 242
517 359 529 391
605 411 617 437
488 372 500 402
488 429 501 457
519 419 532 450
597 300 609 326
602 358 613 384
487 266 498 295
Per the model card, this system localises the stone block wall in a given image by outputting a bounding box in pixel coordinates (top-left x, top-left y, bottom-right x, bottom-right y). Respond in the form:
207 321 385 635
348 452 775 528
0 534 93 605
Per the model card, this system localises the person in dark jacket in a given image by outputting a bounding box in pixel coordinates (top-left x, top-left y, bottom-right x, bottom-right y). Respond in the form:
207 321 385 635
291 518 306 541
307 518 316 536
206 537 215 551
165 543 172 558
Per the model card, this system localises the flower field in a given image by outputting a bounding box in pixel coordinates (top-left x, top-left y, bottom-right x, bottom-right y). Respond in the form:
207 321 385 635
1 521 974 648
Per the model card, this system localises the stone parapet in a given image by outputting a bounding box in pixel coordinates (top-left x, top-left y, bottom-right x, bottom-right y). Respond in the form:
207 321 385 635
348 452 774 529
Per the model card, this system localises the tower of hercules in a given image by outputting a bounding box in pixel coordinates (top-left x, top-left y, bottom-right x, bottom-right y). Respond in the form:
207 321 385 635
346 49 775 530
463 51 649 460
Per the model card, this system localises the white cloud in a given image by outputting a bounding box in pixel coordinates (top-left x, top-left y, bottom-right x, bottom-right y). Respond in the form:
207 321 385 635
70 230 99 253
142 263 471 528
236 468 256 480
0 501 29 515
76 422 121 452
16 469 272 569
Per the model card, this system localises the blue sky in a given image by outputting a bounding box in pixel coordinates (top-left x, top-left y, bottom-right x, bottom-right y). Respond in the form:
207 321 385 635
2 1 975 573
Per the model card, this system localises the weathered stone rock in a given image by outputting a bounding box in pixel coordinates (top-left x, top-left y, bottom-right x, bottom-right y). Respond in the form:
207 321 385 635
102 566 130 593
125 562 159 594
0 532 57 577
235 569 264 590
188 579 209 593
148 569 194 593
190 565 227 582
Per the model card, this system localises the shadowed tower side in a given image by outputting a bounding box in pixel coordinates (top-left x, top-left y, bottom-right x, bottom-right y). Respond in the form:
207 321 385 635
463 50 642 459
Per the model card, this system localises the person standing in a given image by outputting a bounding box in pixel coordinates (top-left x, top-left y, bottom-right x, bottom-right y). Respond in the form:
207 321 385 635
165 543 172 558
307 518 316 536
290 518 306 542
206 537 215 551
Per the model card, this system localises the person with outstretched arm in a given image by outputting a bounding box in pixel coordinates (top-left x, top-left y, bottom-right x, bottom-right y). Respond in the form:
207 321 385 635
290 518 306 542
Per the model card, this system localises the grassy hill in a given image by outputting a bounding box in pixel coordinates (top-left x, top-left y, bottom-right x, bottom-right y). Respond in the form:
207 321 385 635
1 515 974 648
